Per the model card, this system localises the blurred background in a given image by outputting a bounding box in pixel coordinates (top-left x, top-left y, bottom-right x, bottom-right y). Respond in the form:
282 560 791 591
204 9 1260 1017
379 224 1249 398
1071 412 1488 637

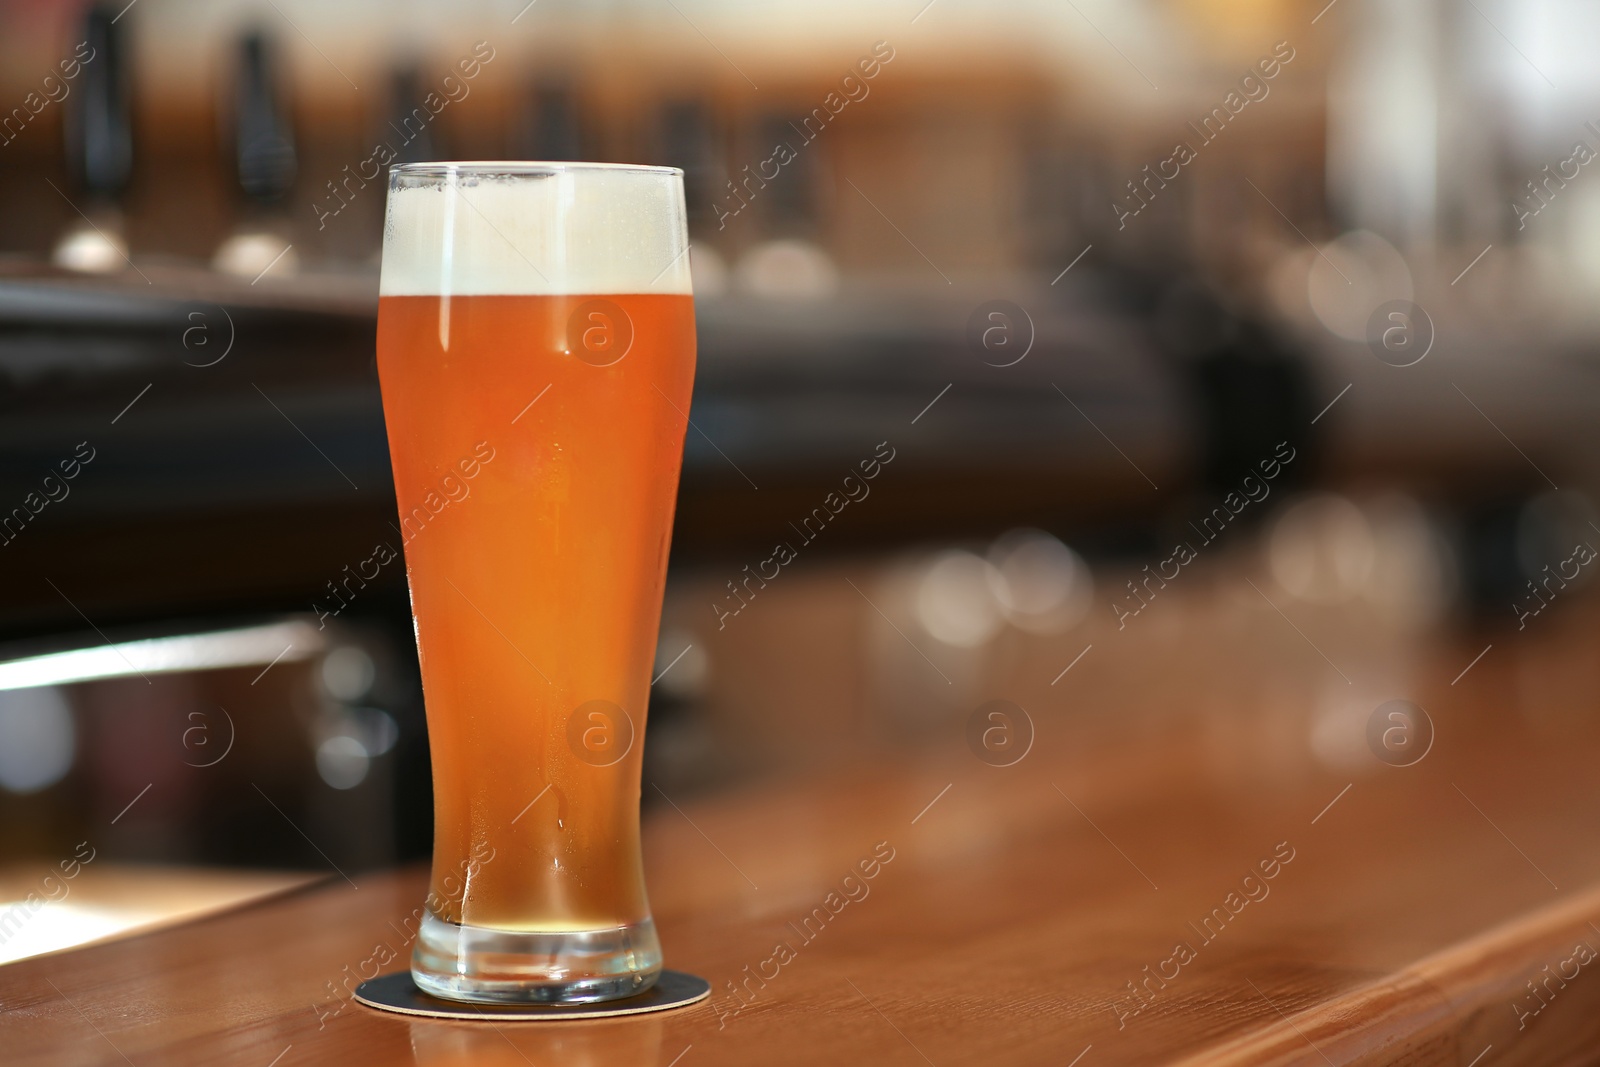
3 0 1600 961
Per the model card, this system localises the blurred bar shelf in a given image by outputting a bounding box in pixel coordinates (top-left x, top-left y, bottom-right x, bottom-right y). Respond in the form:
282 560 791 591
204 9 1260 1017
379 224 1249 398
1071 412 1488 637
5 261 1600 639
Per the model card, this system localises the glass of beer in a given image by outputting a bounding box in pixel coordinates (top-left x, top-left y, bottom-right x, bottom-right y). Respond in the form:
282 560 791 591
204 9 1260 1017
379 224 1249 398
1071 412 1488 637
375 162 695 1003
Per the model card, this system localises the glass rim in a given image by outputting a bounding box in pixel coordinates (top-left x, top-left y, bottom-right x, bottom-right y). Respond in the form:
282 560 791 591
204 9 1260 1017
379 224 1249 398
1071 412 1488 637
390 161 684 179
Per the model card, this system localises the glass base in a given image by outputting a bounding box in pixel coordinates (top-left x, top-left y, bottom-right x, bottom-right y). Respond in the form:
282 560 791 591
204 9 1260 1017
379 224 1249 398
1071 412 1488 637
411 911 663 1004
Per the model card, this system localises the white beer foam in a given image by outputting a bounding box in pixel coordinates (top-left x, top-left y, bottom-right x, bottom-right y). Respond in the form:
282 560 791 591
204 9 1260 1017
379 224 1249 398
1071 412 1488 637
380 164 692 297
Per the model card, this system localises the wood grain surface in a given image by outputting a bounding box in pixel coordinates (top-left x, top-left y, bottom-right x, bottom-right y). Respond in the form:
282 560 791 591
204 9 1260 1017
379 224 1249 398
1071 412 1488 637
4 588 1600 1066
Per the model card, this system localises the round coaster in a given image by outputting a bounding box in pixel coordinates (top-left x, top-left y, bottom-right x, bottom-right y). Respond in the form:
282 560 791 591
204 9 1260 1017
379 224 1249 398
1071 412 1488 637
354 970 711 1021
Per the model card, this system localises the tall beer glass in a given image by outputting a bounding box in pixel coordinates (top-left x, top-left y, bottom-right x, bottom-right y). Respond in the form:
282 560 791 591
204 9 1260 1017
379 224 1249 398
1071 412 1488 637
375 162 695 1003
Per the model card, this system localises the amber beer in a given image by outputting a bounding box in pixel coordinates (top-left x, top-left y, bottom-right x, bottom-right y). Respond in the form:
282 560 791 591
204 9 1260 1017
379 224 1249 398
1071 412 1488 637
375 163 694 1003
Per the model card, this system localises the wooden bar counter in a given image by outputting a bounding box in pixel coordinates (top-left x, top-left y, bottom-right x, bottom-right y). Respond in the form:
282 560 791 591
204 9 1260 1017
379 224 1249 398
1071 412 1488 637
4 577 1600 1066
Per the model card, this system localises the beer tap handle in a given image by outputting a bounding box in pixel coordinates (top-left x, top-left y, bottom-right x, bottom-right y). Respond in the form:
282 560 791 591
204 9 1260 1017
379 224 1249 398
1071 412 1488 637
72 4 133 199
387 66 439 166
234 31 297 204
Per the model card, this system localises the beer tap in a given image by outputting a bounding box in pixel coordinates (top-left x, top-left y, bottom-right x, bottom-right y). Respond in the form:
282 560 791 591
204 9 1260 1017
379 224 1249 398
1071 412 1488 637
732 114 837 300
213 30 299 279
53 4 133 274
